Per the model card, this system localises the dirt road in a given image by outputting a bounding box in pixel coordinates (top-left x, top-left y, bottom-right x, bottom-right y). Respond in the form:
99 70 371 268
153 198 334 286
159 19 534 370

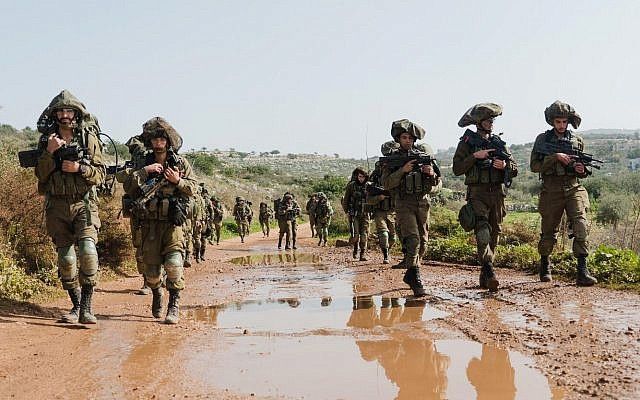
0 224 639 399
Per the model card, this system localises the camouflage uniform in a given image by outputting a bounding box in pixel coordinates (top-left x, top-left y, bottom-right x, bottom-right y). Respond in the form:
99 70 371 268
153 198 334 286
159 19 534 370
121 117 196 324
191 190 206 262
342 169 371 261
200 187 214 258
530 101 597 286
35 90 105 324
306 195 318 237
367 148 398 264
259 201 274 237
182 197 195 267
233 197 252 243
313 192 334 246
276 193 301 249
210 197 224 245
382 119 442 297
453 103 518 291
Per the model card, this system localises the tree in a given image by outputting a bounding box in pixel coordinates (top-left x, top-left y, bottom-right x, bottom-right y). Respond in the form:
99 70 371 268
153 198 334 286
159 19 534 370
597 193 632 229
270 149 280 155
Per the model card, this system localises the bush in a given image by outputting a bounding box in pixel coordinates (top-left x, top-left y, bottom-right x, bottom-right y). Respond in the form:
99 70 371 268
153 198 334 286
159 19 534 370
96 194 135 271
428 234 476 264
589 245 640 284
495 244 538 270
429 206 464 238
0 255 50 301
186 152 222 175
327 211 351 237
312 175 348 199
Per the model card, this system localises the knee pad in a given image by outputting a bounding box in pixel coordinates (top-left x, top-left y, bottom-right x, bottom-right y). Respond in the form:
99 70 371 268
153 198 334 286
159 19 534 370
57 246 77 281
145 265 163 288
378 231 389 249
78 238 99 278
164 251 184 282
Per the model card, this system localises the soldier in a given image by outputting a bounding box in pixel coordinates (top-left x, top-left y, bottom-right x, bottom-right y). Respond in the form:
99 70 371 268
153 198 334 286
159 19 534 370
121 117 195 324
35 90 105 324
200 185 214 260
314 192 334 246
453 103 518 291
258 201 274 237
381 119 442 297
191 184 207 262
233 196 252 243
530 101 597 286
182 191 195 268
366 141 400 264
209 196 224 245
342 168 371 261
306 193 319 238
276 192 301 250
116 134 152 293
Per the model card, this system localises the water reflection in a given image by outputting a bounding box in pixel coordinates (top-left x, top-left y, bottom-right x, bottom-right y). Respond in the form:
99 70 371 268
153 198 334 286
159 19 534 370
229 253 322 266
467 345 516 400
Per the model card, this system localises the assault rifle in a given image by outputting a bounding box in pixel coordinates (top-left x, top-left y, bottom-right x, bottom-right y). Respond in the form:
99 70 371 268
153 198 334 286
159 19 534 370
537 139 604 170
129 176 167 213
365 182 390 197
18 144 87 170
106 160 134 175
378 153 442 177
465 132 514 188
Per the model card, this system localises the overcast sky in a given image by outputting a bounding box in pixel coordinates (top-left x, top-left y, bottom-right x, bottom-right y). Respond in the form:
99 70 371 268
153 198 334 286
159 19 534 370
1 1 638 158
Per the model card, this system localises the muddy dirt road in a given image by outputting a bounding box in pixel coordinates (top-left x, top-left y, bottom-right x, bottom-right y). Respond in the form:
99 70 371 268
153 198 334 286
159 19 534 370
1 224 639 399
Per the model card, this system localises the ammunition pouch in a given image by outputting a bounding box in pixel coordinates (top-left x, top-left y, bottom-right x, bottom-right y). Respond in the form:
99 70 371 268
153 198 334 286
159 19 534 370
169 197 188 226
122 194 134 218
401 171 432 195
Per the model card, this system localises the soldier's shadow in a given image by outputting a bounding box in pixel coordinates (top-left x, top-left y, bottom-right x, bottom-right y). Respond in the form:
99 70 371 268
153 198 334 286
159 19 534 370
96 288 140 295
0 298 92 330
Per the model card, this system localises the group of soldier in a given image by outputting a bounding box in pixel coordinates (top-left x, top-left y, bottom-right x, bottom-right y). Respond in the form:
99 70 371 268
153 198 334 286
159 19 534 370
343 101 598 297
31 88 599 326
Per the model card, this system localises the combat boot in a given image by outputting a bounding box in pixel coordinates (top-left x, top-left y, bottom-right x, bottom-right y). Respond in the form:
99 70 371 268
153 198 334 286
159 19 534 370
539 255 552 282
200 247 206 262
136 276 151 295
402 267 426 297
78 285 97 324
151 288 164 318
194 247 201 264
352 243 358 260
480 262 499 292
292 239 297 250
165 290 180 325
382 248 390 264
359 249 368 262
391 258 408 269
60 287 81 323
184 251 192 268
576 256 597 287
278 238 282 249
285 240 291 250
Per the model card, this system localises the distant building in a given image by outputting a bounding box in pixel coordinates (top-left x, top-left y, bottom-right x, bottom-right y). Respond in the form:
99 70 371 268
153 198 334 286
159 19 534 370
629 158 640 171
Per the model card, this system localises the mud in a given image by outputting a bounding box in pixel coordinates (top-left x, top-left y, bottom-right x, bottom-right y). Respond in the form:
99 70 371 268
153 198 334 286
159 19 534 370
0 225 638 399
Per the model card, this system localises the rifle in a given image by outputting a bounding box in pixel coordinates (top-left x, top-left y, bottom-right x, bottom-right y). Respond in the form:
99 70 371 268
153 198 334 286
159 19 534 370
537 138 604 170
18 144 87 170
365 182 390 197
106 160 134 175
129 176 167 213
466 132 514 188
378 152 442 177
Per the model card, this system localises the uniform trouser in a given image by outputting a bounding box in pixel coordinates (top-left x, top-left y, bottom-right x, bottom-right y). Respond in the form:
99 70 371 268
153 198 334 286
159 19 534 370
278 219 296 246
45 196 100 290
373 210 396 250
309 215 316 236
192 220 204 250
353 214 370 251
316 218 331 243
260 218 270 236
129 218 145 275
212 221 222 242
538 186 590 257
468 186 506 264
140 220 185 291
395 197 430 268
183 218 193 255
236 220 249 238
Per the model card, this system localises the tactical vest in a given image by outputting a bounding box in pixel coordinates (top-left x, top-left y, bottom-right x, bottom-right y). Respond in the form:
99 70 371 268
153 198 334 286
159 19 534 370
460 130 507 185
349 182 369 215
41 131 96 198
136 153 188 222
537 130 581 178
316 202 331 222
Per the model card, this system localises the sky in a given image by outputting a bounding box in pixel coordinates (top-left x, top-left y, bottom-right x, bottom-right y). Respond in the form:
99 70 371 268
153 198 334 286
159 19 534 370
1 0 639 158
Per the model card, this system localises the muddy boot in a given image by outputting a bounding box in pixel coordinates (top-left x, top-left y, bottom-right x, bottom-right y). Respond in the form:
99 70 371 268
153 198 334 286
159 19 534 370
352 243 359 260
402 267 426 297
136 277 151 295
391 258 408 269
194 247 200 264
184 251 192 268
165 290 180 325
200 247 206 262
278 237 282 250
151 288 164 318
60 287 81 323
539 255 552 282
359 249 368 262
576 256 597 287
78 285 97 324
382 248 390 264
480 263 499 292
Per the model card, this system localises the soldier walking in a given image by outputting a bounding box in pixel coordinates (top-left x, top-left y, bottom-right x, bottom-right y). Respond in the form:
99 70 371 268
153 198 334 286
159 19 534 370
209 196 224 245
342 168 371 261
306 193 319 238
233 197 252 243
314 192 334 246
35 90 106 324
276 192 301 250
259 201 274 237
453 103 518 291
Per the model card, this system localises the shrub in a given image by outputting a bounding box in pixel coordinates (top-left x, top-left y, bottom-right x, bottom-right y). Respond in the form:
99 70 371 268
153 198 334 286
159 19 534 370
495 244 538 270
429 206 464 238
312 175 348 199
589 245 640 284
186 152 222 175
428 235 476 264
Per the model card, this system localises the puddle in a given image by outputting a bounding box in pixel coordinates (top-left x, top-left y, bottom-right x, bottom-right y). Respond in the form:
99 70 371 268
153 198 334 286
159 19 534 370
229 252 322 266
181 264 563 399
500 310 543 331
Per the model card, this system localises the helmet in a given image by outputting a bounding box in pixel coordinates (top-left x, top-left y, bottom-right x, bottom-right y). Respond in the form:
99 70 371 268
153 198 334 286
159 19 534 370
457 103 503 127
391 119 425 142
544 101 581 129
380 140 400 156
140 117 183 151
37 90 89 134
